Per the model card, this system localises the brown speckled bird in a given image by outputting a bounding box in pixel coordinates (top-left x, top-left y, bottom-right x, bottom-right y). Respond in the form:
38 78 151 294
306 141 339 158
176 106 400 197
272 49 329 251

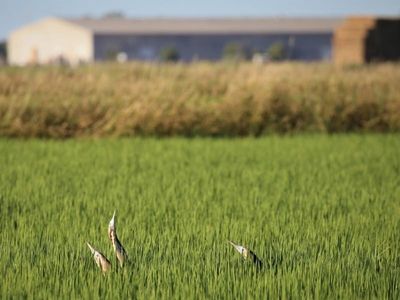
108 211 128 267
228 240 263 268
86 242 111 273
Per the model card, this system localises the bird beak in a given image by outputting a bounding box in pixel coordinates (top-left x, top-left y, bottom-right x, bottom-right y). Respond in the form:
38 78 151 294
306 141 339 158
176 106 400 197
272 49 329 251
108 211 116 240
228 240 242 253
109 211 116 228
87 242 95 254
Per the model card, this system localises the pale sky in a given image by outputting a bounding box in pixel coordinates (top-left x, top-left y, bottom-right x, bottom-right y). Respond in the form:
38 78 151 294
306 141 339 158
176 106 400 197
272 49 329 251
1 0 399 40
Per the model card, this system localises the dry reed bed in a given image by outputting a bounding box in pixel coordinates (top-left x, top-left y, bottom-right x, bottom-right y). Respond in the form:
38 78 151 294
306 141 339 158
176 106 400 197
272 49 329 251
0 62 399 137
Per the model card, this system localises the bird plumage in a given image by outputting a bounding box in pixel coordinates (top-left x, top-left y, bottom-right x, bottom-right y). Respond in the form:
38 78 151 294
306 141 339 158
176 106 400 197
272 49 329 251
228 240 263 268
86 242 111 273
108 211 128 267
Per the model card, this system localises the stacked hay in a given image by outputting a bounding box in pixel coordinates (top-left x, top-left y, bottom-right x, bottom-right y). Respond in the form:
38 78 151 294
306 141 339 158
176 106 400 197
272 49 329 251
333 17 376 65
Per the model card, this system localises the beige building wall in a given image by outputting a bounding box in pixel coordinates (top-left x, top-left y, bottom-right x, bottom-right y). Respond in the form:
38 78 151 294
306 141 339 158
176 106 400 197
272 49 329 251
8 17 93 65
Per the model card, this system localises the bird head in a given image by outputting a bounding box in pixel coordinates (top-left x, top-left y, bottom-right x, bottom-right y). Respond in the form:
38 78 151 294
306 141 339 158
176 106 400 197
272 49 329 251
108 211 116 239
228 240 246 255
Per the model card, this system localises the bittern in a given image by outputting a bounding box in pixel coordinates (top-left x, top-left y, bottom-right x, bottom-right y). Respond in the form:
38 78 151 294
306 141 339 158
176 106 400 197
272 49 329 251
108 211 128 267
86 242 111 273
228 240 263 268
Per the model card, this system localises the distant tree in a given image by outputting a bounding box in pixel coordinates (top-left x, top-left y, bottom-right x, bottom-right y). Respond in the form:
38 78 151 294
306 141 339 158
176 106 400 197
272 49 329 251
223 42 247 61
102 11 125 19
160 46 180 62
105 49 119 61
0 41 7 59
267 42 286 61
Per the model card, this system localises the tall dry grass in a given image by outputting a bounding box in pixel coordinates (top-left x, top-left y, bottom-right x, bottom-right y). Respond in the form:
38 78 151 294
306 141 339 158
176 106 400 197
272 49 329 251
0 62 399 137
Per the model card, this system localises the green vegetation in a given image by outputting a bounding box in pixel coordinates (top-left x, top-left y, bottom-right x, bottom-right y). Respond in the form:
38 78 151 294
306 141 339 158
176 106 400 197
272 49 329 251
0 40 6 60
222 42 248 61
159 46 180 62
105 49 119 61
267 42 286 61
0 135 399 299
0 62 399 138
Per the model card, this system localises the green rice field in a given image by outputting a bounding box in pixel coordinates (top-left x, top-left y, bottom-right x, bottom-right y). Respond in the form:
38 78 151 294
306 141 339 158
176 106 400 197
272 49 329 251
1 135 399 299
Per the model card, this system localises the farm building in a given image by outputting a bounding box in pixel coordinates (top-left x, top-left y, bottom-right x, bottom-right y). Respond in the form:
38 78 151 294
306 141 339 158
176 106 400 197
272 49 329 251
333 17 400 64
7 17 342 65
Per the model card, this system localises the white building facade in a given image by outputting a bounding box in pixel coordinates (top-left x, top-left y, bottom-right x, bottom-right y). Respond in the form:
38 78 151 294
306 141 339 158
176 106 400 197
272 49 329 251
8 18 93 65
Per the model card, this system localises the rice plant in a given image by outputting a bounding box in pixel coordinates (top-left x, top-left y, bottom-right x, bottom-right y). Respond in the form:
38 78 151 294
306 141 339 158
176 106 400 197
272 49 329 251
0 135 399 299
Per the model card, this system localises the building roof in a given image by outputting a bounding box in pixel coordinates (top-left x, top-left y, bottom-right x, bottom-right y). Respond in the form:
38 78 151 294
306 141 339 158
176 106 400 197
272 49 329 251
65 17 344 35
